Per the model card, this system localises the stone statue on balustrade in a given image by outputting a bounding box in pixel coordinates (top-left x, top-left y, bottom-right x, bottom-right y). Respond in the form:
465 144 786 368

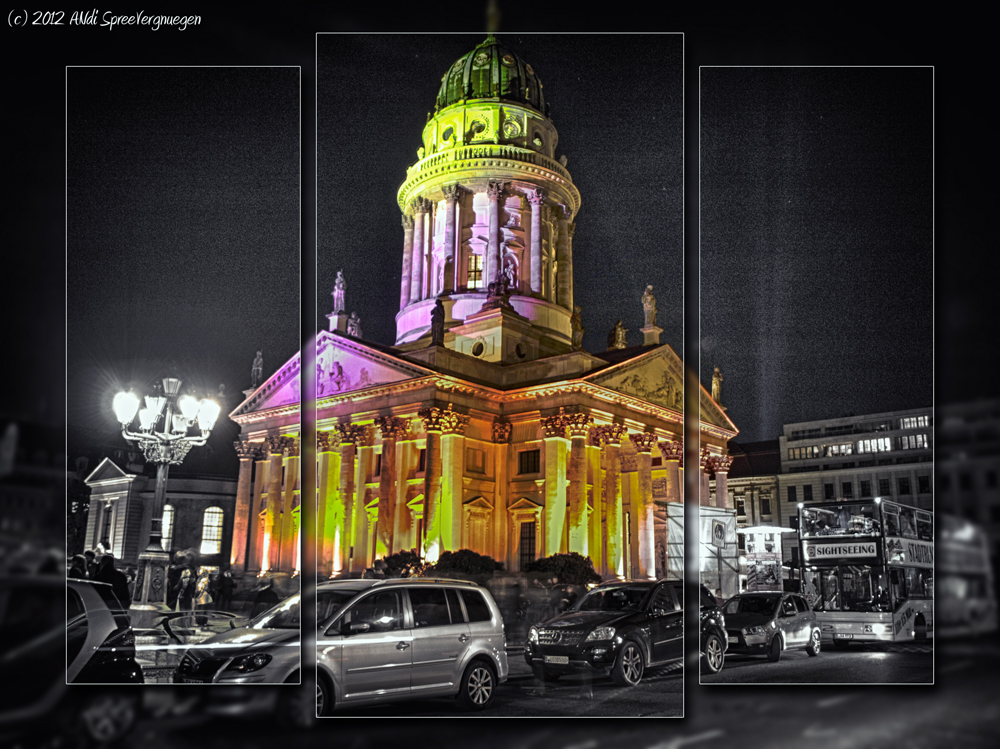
711 366 723 403
251 351 263 389
347 312 362 338
431 298 446 345
642 285 657 327
571 305 584 350
333 270 346 314
607 320 627 350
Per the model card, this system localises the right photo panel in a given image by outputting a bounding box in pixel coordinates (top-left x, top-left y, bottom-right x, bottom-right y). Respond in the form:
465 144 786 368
699 67 933 684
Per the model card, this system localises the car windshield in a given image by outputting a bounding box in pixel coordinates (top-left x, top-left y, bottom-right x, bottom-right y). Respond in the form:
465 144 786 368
249 594 300 629
574 585 649 612
723 595 779 617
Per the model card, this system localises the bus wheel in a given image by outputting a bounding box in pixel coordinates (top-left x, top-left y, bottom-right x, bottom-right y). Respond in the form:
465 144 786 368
914 615 928 640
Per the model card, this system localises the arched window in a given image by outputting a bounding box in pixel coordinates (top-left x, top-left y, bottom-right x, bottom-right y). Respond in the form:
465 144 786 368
162 504 175 551
200 507 224 555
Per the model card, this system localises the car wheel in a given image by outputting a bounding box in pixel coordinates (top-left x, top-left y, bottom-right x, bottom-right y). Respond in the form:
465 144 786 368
806 629 821 656
317 672 334 716
703 633 725 674
611 641 644 686
77 691 138 745
457 659 497 711
767 634 782 662
531 664 561 682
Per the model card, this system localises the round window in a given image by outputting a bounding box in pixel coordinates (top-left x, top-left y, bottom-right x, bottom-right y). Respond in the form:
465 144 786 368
442 126 454 141
515 343 527 359
472 341 485 357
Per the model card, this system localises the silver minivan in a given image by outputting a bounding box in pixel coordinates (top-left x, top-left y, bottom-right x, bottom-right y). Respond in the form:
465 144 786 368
316 578 508 713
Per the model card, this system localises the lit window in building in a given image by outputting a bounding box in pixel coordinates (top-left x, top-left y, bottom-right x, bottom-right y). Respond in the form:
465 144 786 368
518 449 540 475
857 437 892 454
898 433 928 450
467 253 483 289
162 504 175 551
900 416 930 429
200 507 224 555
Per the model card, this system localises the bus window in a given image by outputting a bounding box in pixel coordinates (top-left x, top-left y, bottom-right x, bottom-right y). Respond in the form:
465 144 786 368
905 567 932 600
884 504 901 537
899 507 917 539
917 512 932 541
890 567 906 605
821 568 841 611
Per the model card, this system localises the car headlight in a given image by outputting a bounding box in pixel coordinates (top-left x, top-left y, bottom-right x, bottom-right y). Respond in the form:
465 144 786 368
744 626 767 637
225 652 273 673
584 626 616 642
528 626 539 644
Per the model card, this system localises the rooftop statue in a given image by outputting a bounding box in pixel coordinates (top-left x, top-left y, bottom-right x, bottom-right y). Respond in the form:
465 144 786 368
712 366 723 403
333 270 346 314
642 285 657 327
251 351 263 389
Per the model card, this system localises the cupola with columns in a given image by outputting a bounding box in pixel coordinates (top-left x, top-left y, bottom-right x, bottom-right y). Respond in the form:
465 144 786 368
395 36 581 364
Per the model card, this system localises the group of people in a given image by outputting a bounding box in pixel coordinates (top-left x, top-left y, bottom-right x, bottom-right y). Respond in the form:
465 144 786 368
167 551 235 614
68 548 134 609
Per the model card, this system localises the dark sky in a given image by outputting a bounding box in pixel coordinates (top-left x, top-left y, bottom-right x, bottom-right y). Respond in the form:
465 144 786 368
700 67 933 442
66 67 300 447
317 34 683 355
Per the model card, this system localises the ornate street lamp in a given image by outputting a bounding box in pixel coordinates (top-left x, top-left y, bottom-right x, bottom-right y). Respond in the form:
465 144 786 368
113 376 221 614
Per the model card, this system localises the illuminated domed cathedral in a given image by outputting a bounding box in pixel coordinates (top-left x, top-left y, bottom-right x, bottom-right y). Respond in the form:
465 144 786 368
228 37 733 581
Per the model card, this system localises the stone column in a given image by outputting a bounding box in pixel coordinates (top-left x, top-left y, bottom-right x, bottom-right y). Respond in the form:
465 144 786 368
527 187 545 294
563 412 592 556
630 433 659 580
336 424 368 574
586 432 604 573
278 439 299 572
540 413 570 556
565 221 575 310
375 416 409 558
700 448 713 507
492 419 512 563
354 434 375 572
659 438 684 504
399 213 414 310
264 436 293 572
711 455 734 510
556 205 571 310
409 198 428 305
392 434 416 554
486 180 508 285
231 441 256 570
317 431 339 577
595 423 628 579
418 404 469 560
248 447 269 575
442 185 461 295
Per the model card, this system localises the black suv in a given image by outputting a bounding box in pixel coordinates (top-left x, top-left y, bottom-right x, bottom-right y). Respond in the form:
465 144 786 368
699 585 727 674
524 579 682 686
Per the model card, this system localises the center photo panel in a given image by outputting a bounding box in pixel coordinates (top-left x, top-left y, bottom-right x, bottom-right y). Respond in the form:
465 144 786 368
315 32 684 717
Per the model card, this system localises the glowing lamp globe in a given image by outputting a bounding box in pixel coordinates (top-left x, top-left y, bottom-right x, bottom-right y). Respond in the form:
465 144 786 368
196 399 221 431
112 391 140 425
177 394 200 420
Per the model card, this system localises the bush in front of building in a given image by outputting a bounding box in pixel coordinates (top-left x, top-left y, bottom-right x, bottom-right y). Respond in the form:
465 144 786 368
380 548 425 577
523 552 602 586
425 549 504 577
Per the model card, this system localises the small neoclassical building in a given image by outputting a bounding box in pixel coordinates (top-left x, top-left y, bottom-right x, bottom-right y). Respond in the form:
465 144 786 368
228 36 734 581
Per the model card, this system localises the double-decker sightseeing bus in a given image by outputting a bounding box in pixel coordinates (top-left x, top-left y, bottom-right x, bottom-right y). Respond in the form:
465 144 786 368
938 513 997 638
798 499 933 646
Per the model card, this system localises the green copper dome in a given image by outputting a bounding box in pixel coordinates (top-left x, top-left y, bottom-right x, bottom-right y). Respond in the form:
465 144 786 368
436 36 549 116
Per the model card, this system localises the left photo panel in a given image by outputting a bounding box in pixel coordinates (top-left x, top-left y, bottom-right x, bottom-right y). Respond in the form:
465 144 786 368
67 67 301 684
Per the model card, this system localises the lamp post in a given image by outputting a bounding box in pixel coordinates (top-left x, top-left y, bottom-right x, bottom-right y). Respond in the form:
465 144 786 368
113 376 221 616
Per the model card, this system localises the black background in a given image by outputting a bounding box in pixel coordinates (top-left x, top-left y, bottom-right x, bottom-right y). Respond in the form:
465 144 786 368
3 5 996 744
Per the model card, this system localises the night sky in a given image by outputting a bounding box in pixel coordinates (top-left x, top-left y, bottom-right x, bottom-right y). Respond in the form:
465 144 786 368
66 67 300 449
317 34 683 355
700 67 933 442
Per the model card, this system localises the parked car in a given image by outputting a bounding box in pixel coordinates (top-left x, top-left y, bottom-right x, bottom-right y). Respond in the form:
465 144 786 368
316 578 509 713
524 579 683 686
721 591 821 662
173 592 301 684
700 584 727 674
1 572 141 747
68 578 144 683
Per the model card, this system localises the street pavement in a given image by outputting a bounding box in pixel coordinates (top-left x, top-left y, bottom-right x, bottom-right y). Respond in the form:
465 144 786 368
701 640 934 683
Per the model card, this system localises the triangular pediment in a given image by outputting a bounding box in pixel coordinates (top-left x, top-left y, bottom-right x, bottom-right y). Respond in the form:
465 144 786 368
231 332 438 419
464 495 493 510
316 332 435 398
585 345 684 412
509 496 542 511
84 456 133 485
